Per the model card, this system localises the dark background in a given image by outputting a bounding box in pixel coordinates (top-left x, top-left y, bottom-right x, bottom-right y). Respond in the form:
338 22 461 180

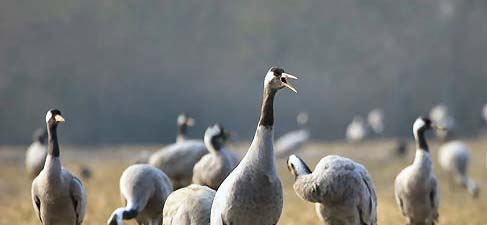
1 0 486 144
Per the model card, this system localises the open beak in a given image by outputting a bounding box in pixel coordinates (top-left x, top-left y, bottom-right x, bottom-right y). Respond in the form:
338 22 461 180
432 124 447 131
186 118 195 126
54 115 65 123
282 73 298 93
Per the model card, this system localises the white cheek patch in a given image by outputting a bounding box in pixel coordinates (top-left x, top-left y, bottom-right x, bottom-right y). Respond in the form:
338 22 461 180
177 114 186 125
264 71 275 87
413 118 425 138
45 111 52 123
288 155 308 175
205 125 222 142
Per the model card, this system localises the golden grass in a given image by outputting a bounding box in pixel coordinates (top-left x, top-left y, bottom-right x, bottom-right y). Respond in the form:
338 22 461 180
0 139 486 225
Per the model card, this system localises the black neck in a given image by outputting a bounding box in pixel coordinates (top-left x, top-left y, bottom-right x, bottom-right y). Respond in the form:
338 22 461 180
47 122 60 157
210 137 223 151
415 130 429 152
258 87 277 127
178 124 187 136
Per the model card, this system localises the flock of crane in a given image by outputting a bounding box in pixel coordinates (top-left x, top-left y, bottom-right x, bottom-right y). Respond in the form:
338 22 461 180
23 67 486 225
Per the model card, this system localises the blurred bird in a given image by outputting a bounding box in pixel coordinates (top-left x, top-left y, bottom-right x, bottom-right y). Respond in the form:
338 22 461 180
430 104 455 140
163 184 215 225
107 164 173 225
31 109 86 225
25 128 48 179
275 112 311 158
394 139 408 157
439 140 479 198
287 154 377 225
394 117 442 225
210 67 297 225
482 104 487 123
346 116 368 143
79 165 93 180
176 113 195 143
367 109 384 136
192 124 239 190
149 113 207 189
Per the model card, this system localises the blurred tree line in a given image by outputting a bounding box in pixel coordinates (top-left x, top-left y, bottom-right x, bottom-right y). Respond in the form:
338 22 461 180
1 0 486 144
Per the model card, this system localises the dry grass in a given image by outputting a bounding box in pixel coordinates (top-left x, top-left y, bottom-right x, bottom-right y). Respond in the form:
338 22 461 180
0 139 486 225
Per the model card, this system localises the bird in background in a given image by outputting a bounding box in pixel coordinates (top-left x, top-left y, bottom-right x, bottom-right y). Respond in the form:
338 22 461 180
438 138 479 198
346 115 368 143
367 108 384 136
25 128 48 179
192 124 239 190
163 184 216 225
394 117 444 225
275 112 311 158
107 164 173 225
429 104 455 140
31 109 87 225
149 113 207 189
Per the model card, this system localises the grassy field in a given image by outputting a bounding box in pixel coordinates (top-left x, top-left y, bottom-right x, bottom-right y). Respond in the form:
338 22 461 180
0 138 486 225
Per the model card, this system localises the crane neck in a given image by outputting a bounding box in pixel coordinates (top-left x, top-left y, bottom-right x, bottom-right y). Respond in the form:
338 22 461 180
414 129 429 152
176 124 187 142
47 122 60 157
258 86 277 127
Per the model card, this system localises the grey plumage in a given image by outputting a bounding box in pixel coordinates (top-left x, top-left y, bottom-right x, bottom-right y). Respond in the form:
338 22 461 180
394 117 440 225
439 140 479 198
31 109 87 225
163 184 215 225
275 112 310 158
192 124 239 190
25 128 48 179
210 67 298 225
149 114 207 189
107 164 173 225
287 154 377 225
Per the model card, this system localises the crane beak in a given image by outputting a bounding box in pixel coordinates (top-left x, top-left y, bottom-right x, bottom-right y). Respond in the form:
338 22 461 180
54 115 65 123
282 73 298 93
282 73 298 80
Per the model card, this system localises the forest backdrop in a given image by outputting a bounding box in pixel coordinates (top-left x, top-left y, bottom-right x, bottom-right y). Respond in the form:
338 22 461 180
1 0 487 144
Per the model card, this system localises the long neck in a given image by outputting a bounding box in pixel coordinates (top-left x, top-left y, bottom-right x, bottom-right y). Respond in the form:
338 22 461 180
412 149 431 168
47 123 60 157
243 86 278 172
176 124 187 142
412 130 432 171
44 122 62 181
258 87 277 127
294 173 320 203
205 136 223 154
110 206 138 225
414 130 429 152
